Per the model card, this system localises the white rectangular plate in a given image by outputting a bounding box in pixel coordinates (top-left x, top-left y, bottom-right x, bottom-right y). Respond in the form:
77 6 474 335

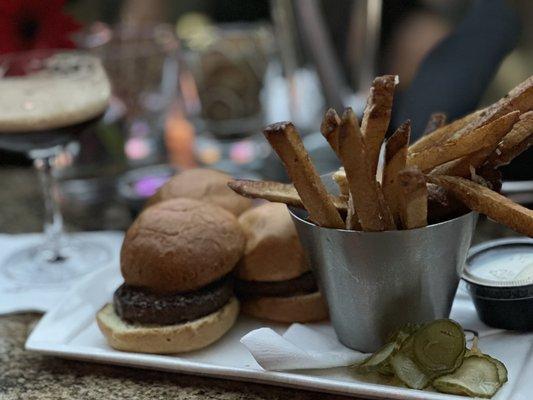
26 266 533 400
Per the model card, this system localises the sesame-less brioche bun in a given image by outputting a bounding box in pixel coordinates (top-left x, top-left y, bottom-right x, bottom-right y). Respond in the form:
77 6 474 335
241 292 328 323
97 297 239 354
236 202 309 282
148 168 252 216
121 198 245 293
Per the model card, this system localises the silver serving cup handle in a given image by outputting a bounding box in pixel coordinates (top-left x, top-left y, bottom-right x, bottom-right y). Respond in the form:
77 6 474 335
289 174 477 352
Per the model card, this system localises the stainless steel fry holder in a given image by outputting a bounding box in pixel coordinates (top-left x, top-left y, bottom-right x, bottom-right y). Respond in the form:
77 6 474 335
289 176 477 352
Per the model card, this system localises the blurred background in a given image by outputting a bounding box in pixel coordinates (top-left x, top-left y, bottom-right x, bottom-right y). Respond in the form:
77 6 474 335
1 0 531 232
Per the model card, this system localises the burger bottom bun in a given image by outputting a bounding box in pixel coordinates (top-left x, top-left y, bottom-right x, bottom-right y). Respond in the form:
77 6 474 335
97 297 239 354
241 292 328 323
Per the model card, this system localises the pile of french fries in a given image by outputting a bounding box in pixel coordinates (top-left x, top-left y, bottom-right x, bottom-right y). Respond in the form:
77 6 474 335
229 75 533 237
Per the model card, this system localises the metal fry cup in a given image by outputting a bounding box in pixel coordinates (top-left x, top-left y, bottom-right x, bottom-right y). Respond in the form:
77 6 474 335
289 175 477 352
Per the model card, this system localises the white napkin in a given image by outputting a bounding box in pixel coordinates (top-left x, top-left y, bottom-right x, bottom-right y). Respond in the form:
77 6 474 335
240 286 505 371
240 323 367 371
0 231 123 315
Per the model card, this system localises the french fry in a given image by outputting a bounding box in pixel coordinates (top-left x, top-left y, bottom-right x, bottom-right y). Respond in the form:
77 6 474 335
227 179 347 211
408 111 520 172
338 108 386 231
429 149 492 178
227 179 304 208
427 183 468 223
448 75 533 141
428 175 533 237
377 181 396 230
320 108 342 157
485 111 533 168
397 167 428 229
428 111 520 176
228 178 453 223
263 122 345 228
423 112 447 135
410 74 532 154
361 75 398 175
332 168 349 196
476 166 503 193
227 76 533 235
321 112 361 229
409 111 480 154
345 195 359 230
382 120 411 226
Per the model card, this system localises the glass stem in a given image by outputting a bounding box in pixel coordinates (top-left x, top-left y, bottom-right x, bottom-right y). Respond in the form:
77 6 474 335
31 147 66 262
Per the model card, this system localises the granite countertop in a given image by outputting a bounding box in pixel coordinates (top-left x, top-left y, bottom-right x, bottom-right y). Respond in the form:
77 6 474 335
0 167 517 400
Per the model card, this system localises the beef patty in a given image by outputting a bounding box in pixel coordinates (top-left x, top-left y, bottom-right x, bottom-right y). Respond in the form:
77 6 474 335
234 271 318 298
113 275 233 325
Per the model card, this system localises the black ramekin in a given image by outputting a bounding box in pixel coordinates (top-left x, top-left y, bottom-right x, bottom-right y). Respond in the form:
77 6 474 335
463 238 533 331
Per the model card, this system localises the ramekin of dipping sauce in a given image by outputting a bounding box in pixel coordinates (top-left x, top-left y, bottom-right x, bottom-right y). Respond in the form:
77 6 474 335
463 238 533 331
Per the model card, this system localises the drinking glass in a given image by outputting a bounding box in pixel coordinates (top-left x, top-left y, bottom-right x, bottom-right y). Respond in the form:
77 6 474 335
179 22 273 178
79 23 182 166
0 50 112 284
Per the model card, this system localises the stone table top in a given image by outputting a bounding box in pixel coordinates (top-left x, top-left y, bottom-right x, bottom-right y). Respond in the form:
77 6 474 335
0 167 518 400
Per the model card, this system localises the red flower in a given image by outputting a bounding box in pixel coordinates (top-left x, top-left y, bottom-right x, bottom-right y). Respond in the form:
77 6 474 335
0 0 81 54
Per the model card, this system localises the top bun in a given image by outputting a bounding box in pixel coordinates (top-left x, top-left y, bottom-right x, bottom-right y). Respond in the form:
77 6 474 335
236 202 310 282
121 198 245 293
149 168 252 216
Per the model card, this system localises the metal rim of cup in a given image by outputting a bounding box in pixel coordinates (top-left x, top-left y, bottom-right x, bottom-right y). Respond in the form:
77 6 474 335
288 207 477 235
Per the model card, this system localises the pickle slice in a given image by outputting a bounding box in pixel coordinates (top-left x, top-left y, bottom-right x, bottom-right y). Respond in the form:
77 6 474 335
351 342 398 373
388 323 421 345
377 362 395 376
354 324 423 377
484 355 508 384
465 351 508 385
432 355 502 398
466 336 508 384
413 319 465 374
391 351 431 389
390 337 431 389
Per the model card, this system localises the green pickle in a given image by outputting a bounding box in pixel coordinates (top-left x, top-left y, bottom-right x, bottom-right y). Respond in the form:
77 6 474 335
377 362 395 376
350 319 507 398
388 323 421 344
413 319 465 374
351 342 398 373
390 337 432 389
465 339 508 385
433 355 502 398
483 354 508 384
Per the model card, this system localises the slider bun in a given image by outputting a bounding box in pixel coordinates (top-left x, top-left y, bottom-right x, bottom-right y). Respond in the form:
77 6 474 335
237 202 309 282
149 168 252 216
121 198 245 293
241 292 328 323
97 297 239 354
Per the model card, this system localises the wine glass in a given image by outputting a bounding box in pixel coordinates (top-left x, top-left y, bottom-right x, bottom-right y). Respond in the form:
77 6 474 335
0 50 113 284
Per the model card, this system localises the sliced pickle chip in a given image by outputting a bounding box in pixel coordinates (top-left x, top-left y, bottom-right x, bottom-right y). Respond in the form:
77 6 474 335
388 323 421 345
432 355 502 398
391 351 431 389
377 362 395 376
413 319 465 374
484 355 508 384
390 337 432 390
466 337 508 384
351 342 398 373
467 354 508 385
350 320 507 397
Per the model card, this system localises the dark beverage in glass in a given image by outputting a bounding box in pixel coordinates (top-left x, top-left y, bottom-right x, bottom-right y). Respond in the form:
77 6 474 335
0 50 112 284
